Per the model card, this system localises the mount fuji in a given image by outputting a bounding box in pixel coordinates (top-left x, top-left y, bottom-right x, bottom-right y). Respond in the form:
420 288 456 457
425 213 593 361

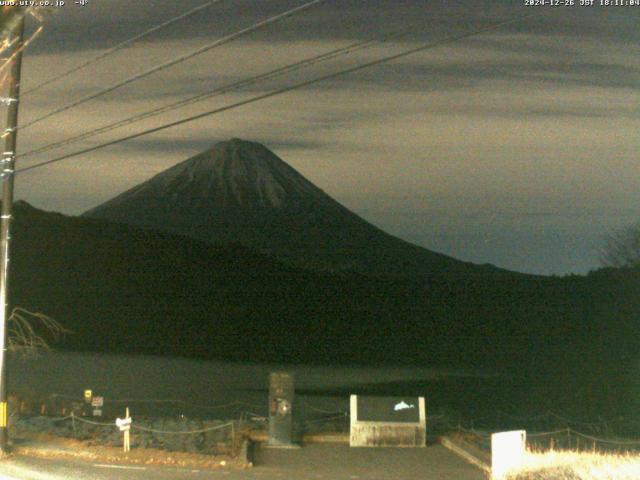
83 138 499 276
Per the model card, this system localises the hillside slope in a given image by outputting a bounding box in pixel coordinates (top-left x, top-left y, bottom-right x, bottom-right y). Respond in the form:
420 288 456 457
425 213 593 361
8 202 640 415
12 201 544 367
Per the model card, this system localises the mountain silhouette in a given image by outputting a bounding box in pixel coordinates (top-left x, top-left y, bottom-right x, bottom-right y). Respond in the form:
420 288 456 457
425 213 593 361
84 138 500 275
11 201 639 416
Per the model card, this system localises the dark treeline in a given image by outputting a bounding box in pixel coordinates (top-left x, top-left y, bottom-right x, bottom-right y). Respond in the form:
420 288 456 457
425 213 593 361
10 202 640 420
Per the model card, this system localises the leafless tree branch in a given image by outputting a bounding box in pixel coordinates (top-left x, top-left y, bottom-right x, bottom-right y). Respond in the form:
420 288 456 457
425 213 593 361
7 307 70 356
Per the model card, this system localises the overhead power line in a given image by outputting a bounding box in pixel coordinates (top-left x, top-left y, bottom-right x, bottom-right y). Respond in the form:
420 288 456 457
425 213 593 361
16 11 538 175
17 0 325 131
22 0 226 97
19 22 423 159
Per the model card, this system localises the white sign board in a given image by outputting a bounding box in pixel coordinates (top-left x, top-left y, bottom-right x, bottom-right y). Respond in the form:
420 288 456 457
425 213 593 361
491 430 526 479
349 395 426 447
91 396 104 407
116 417 132 432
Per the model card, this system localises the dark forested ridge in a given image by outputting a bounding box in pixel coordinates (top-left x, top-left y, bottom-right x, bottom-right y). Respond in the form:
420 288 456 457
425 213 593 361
10 201 640 416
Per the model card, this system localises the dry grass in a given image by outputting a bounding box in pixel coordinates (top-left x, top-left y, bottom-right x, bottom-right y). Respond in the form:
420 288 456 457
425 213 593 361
13 432 249 470
504 449 640 480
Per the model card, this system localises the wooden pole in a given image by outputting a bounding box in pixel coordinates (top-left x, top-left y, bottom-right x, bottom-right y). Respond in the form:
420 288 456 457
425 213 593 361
0 10 25 452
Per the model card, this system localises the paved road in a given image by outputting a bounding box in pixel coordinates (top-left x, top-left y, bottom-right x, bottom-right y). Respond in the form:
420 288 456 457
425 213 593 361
0 444 486 479
0 455 224 479
253 443 487 480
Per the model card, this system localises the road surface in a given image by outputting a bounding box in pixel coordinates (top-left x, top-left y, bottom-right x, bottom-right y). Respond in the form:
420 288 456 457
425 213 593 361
0 444 486 479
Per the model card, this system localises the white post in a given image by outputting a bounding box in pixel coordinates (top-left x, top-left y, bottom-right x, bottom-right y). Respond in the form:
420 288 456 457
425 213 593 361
491 430 526 479
418 397 426 428
124 407 130 452
116 407 131 452
350 395 357 428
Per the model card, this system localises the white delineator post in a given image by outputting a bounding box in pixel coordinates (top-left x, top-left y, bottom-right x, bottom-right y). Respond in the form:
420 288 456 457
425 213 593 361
491 430 526 479
116 407 132 452
124 407 130 452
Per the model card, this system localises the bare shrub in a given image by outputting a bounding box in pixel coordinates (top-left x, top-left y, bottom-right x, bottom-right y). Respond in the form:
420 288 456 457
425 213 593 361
7 307 68 356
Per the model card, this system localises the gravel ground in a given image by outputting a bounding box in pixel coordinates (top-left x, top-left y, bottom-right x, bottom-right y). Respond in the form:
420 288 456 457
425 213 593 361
5 426 488 479
0 444 489 480
11 415 238 455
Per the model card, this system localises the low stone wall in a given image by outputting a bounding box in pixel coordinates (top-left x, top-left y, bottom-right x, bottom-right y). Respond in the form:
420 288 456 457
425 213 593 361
350 423 426 447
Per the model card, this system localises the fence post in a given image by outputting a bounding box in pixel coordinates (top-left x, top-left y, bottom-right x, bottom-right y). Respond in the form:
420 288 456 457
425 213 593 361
550 438 554 451
124 407 130 452
71 412 76 437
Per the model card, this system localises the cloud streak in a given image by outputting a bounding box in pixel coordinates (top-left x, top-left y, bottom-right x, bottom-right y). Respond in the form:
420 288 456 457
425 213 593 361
9 0 640 274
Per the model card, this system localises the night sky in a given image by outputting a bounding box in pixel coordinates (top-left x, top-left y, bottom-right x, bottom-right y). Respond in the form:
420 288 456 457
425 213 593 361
9 0 640 275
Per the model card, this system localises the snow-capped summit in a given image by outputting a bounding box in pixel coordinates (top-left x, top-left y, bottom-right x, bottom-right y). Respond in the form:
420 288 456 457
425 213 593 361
83 139 490 275
132 138 326 210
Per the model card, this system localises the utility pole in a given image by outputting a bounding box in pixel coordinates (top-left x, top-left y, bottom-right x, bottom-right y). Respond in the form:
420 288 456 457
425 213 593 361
0 10 25 452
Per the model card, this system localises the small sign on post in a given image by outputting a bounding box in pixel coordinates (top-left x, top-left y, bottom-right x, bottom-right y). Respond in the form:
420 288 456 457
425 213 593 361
116 407 131 452
91 396 104 416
